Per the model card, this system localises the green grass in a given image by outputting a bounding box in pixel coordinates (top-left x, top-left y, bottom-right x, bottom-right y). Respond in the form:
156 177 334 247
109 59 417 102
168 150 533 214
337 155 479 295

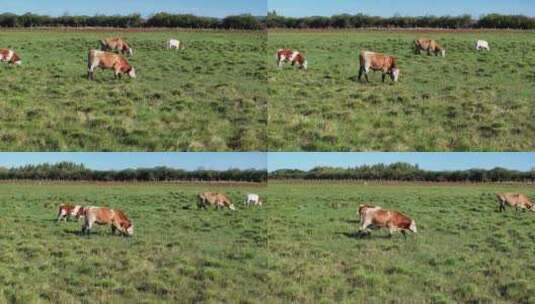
264 181 535 303
0 182 269 303
2 181 535 303
268 30 535 151
0 29 266 151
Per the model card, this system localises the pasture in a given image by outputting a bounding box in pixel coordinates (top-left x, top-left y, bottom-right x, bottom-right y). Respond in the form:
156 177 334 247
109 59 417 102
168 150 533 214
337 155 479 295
0 29 266 151
268 30 535 151
0 182 268 303
265 182 535 303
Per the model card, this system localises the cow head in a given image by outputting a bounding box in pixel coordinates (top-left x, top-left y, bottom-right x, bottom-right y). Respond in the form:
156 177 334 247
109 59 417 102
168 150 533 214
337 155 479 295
122 221 134 236
127 67 136 78
440 49 446 57
409 220 417 233
228 204 236 211
529 204 535 212
302 60 308 70
391 68 400 82
11 53 21 65
127 47 133 57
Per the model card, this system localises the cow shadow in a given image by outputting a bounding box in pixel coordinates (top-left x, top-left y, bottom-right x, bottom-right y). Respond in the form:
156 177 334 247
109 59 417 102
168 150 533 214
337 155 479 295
337 231 393 240
62 229 84 236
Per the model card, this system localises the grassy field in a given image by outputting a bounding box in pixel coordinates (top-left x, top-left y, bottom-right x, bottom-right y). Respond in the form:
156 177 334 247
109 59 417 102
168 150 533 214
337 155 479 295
0 29 266 151
268 30 535 151
265 181 535 303
3 181 535 303
0 182 269 303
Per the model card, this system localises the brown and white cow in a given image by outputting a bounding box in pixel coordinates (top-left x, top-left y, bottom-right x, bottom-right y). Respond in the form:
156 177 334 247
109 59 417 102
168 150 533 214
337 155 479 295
0 48 21 65
57 203 86 222
198 192 236 211
81 206 134 236
358 204 417 238
414 38 446 57
277 48 307 70
87 49 136 80
100 37 133 56
358 50 399 83
496 192 535 213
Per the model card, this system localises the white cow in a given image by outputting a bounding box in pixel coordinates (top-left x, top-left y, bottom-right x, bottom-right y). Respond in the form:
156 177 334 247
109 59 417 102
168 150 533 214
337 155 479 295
244 193 262 206
167 39 183 50
476 40 490 51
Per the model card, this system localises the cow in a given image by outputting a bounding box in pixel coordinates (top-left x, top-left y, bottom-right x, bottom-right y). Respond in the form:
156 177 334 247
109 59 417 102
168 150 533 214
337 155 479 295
57 203 86 222
87 50 136 80
358 50 400 83
414 38 446 57
0 48 21 65
476 40 490 51
100 37 133 56
276 48 308 70
167 39 184 50
496 193 535 213
244 193 262 206
197 192 236 211
81 206 134 236
358 204 417 238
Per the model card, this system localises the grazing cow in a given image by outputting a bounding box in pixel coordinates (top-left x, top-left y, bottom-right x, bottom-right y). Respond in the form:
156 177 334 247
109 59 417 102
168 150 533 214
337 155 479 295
81 206 134 236
358 50 400 83
276 48 308 70
100 37 133 56
167 39 184 50
87 50 136 80
57 203 85 222
0 48 21 65
358 204 417 238
496 193 535 213
244 193 262 206
476 40 490 51
414 38 446 57
197 192 236 211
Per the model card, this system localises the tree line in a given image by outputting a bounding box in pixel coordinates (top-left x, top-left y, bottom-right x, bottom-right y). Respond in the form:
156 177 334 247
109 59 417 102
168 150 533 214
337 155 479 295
0 12 264 29
0 162 266 183
269 163 535 183
267 11 535 29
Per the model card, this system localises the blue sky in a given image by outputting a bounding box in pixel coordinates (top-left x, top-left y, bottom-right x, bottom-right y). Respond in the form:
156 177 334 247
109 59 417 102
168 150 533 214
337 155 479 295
268 153 535 172
0 0 266 18
269 0 535 17
0 153 266 171
2 153 533 172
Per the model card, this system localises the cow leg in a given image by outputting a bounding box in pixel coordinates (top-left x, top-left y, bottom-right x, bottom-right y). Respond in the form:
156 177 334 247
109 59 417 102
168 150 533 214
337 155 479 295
82 218 93 235
401 230 407 239
382 73 386 83
358 66 364 82
111 225 116 235
57 210 65 222
359 219 372 236
387 226 394 238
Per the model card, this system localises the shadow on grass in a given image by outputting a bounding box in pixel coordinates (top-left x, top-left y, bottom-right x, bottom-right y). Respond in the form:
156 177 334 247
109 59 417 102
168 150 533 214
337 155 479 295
337 231 397 240
62 229 84 236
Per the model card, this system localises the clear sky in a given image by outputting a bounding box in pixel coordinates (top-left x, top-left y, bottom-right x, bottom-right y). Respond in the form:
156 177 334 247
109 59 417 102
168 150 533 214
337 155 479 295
268 153 535 172
0 0 266 18
0 153 266 171
269 0 535 17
